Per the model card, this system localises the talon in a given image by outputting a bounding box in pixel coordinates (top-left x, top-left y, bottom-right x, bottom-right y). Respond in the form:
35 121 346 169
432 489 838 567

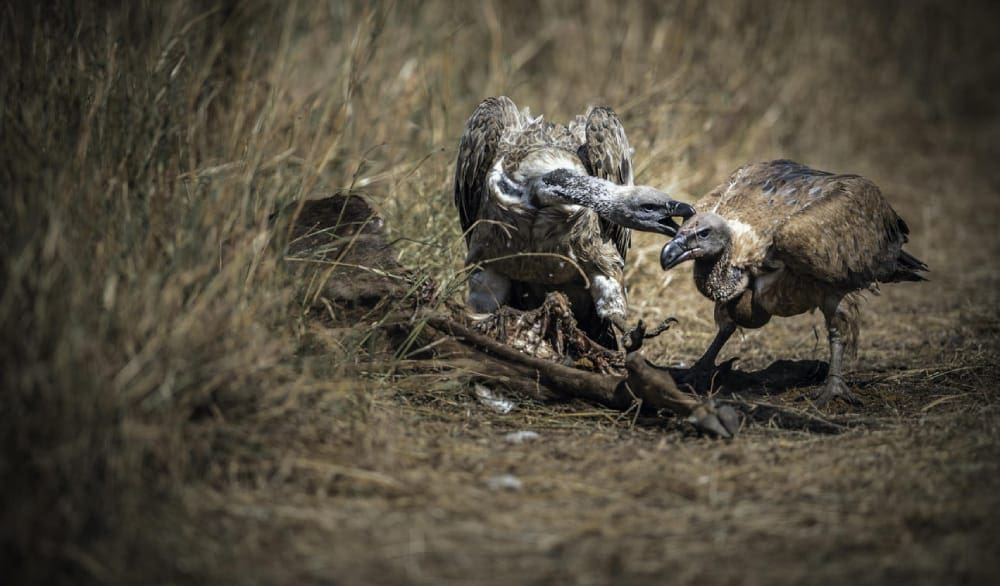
807 375 862 408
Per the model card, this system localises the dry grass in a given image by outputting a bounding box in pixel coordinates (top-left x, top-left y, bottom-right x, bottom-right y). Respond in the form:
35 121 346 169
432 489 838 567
2 0 999 584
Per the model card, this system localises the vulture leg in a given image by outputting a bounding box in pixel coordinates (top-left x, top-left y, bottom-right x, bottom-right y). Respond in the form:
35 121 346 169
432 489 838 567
589 273 629 351
689 305 738 383
588 273 682 351
468 268 511 313
810 294 863 407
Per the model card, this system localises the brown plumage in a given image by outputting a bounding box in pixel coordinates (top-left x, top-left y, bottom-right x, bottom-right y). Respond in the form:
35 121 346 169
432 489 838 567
455 96 694 347
660 160 928 405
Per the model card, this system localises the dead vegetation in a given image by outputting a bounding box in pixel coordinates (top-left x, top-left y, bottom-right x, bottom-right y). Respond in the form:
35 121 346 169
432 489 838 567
2 1 999 584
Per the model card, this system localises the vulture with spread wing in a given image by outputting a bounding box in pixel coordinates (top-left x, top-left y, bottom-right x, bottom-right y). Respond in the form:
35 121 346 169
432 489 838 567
660 160 928 405
455 96 694 347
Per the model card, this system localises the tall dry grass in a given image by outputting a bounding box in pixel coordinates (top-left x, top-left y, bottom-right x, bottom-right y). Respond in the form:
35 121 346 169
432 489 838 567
1 2 353 581
2 0 996 583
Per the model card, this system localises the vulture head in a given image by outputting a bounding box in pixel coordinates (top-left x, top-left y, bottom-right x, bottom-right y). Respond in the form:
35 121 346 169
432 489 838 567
604 186 697 237
659 213 731 270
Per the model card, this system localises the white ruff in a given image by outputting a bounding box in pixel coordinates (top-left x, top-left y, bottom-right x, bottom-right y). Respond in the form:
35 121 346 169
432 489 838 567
727 218 768 268
490 151 588 214
487 157 528 208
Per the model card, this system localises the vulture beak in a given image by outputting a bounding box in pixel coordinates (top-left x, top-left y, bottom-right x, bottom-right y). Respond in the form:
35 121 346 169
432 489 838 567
671 201 697 220
657 201 697 237
660 233 695 270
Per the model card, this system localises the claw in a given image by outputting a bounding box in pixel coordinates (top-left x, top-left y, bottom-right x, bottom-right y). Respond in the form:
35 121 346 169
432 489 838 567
807 375 863 408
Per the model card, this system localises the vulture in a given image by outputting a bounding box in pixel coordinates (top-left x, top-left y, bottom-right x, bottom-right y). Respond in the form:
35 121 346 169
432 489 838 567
455 96 694 347
659 160 928 405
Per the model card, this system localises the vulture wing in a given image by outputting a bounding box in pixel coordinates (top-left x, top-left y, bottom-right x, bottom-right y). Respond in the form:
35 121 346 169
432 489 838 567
706 160 912 287
454 96 521 245
705 160 834 235
772 175 913 288
583 106 634 261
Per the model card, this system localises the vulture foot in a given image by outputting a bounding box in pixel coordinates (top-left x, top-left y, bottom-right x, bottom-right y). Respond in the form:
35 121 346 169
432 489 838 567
808 375 862 408
688 400 741 438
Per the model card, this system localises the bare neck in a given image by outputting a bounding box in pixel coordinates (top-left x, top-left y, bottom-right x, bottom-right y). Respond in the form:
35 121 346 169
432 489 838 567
533 169 624 214
693 244 746 303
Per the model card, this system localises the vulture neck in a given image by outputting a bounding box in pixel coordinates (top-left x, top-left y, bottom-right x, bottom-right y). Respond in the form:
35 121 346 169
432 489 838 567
693 244 746 303
534 172 629 216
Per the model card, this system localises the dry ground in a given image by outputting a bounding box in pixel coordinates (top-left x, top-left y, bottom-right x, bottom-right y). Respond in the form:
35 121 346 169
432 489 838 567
3 1 999 585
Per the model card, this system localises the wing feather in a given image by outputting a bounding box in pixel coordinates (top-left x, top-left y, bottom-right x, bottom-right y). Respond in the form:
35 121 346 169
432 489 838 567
583 106 634 260
773 176 909 288
454 96 521 244
706 161 911 283
710 160 835 237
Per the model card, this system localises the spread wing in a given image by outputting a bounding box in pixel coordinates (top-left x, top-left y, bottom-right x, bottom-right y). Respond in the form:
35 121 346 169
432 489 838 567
454 96 521 245
582 106 634 260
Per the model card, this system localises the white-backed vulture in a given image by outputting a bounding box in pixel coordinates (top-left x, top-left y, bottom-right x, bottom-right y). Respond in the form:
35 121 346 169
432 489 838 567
455 96 694 347
659 160 928 405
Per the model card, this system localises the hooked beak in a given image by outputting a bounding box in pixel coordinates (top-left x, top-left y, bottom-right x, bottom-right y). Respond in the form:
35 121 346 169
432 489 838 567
655 201 697 237
660 233 696 270
671 201 697 220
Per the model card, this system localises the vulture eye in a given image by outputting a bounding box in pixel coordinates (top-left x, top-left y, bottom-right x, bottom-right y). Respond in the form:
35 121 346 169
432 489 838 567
640 203 660 212
697 227 711 239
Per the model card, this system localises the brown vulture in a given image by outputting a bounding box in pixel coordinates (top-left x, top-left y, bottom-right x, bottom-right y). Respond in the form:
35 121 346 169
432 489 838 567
659 160 928 405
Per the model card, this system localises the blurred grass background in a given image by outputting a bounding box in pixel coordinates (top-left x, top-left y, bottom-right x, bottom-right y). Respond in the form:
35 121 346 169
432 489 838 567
2 0 998 584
